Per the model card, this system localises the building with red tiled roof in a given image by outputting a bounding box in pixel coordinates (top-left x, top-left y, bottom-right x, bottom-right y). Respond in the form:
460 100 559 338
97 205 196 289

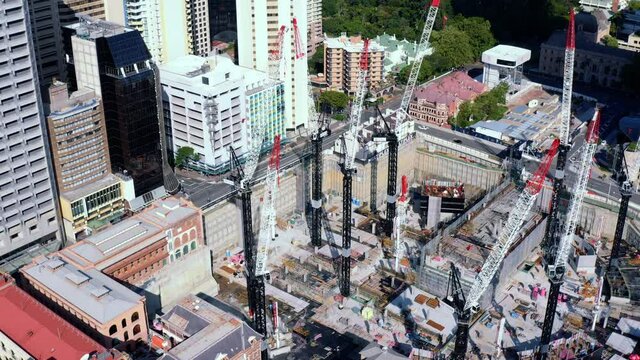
408 71 487 127
0 274 110 360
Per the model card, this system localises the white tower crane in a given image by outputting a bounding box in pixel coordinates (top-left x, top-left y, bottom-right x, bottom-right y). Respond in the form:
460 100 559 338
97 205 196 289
450 139 560 359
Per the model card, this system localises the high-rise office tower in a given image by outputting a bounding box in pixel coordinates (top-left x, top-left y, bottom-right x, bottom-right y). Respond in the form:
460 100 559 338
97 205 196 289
125 0 210 64
65 19 167 196
307 0 322 55
209 0 237 43
26 0 125 89
236 0 309 132
0 0 60 258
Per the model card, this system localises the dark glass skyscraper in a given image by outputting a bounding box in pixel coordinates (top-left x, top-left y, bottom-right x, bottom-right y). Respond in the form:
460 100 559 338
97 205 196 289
64 19 167 196
209 0 237 43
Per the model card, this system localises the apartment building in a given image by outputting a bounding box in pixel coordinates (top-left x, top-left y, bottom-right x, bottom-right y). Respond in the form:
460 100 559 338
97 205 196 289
65 19 165 196
125 0 210 63
21 255 149 348
161 55 284 172
0 274 112 359
0 0 60 258
58 197 203 285
307 0 323 54
236 0 309 132
540 30 634 88
324 34 385 93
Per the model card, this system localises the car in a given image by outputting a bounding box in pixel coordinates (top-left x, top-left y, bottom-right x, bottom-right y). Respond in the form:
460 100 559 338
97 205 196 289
419 125 428 131
453 138 462 144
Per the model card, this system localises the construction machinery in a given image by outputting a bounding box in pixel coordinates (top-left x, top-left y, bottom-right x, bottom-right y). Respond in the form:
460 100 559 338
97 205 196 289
542 9 576 264
394 175 409 273
293 18 332 248
536 110 601 359
383 0 440 237
338 38 370 296
449 139 560 359
607 140 634 271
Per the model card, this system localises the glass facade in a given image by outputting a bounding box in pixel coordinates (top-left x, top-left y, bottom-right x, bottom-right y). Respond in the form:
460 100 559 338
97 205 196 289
247 83 285 141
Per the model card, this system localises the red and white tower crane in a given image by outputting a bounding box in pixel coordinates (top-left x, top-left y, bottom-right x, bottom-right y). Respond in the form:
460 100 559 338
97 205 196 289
394 175 409 273
449 139 560 359
339 38 370 297
383 0 440 237
537 110 601 359
542 9 576 270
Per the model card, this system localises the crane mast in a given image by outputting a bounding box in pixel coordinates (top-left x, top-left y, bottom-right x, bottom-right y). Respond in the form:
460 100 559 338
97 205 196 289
451 139 560 359
384 0 439 237
293 18 331 248
542 9 576 263
394 175 409 273
608 143 633 271
537 110 601 360
339 39 370 296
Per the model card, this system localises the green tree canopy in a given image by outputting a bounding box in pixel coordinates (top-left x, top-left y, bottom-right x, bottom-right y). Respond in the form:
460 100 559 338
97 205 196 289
447 16 497 59
175 146 200 168
431 28 475 70
396 60 435 85
452 83 509 127
320 91 349 113
602 35 619 48
308 46 324 74
629 0 640 11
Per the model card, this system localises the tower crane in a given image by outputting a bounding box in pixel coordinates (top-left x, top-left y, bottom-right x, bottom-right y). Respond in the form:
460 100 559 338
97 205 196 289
383 0 440 237
608 140 634 272
449 139 560 359
228 24 287 356
338 38 370 297
292 18 332 248
394 175 409 273
542 9 576 265
536 110 601 360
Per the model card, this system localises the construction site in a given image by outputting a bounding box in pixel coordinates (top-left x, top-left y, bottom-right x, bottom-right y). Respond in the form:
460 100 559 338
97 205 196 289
202 3 640 360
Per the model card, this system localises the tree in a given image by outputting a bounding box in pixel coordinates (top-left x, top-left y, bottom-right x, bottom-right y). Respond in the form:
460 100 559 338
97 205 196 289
396 60 435 85
431 28 475 71
629 0 640 11
452 83 509 127
448 16 497 59
602 35 619 48
319 91 349 113
175 146 199 168
308 46 324 74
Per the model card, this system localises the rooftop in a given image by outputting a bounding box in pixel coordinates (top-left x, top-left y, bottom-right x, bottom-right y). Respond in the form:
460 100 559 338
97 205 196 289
60 196 198 269
160 55 272 95
544 30 636 60
21 256 144 325
61 173 121 203
413 71 487 105
66 17 129 40
324 33 385 53
482 44 532 62
360 341 408 359
0 275 108 359
160 295 261 360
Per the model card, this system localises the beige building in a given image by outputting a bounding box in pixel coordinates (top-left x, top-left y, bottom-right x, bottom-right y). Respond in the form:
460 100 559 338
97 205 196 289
619 31 640 52
21 255 149 349
324 34 385 94
307 0 322 54
46 81 128 240
539 30 634 88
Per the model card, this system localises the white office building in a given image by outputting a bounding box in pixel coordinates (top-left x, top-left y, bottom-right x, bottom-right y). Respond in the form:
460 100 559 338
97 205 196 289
236 0 309 133
481 45 531 89
160 55 284 172
125 0 210 63
0 0 60 257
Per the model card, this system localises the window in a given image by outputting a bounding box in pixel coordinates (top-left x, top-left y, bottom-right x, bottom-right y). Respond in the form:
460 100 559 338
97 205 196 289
183 244 189 255
122 318 127 328
124 331 129 341
175 249 182 259
109 324 117 335
190 242 196 251
133 324 141 335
